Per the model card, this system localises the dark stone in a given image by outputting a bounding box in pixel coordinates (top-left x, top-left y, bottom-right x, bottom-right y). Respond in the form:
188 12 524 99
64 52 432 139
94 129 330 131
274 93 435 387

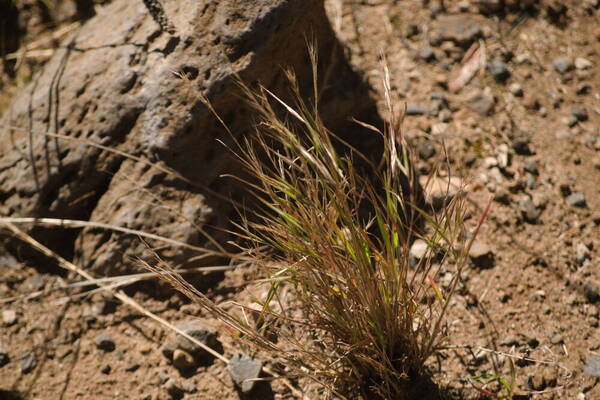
512 137 533 155
101 364 111 374
94 332 116 352
228 354 263 393
584 284 599 303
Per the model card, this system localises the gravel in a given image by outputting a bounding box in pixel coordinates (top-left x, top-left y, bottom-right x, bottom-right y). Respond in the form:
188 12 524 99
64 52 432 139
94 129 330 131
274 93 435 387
2 309 17 326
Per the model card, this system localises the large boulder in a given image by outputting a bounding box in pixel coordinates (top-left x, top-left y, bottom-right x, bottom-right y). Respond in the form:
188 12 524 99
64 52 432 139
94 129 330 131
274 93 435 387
0 0 380 275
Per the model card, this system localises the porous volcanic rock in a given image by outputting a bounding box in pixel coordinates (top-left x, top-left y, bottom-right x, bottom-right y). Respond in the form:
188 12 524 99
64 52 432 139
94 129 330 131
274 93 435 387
0 0 380 276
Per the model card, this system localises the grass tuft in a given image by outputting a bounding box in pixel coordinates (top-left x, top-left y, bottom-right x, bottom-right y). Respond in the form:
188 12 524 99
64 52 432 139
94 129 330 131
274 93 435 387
220 54 488 398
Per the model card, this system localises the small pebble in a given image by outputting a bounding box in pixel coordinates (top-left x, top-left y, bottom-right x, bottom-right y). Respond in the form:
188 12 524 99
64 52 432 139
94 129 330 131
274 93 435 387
519 196 541 223
94 332 116 352
101 364 111 374
488 61 510 82
409 240 429 267
575 57 593 70
553 57 574 74
566 192 586 208
572 106 589 121
469 242 495 269
509 82 523 96
576 243 591 264
2 310 17 326
406 104 427 116
21 353 37 374
418 46 436 62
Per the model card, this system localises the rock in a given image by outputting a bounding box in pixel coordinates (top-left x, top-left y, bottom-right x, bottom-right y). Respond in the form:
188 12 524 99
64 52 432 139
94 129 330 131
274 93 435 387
164 378 184 400
420 175 463 209
488 61 510 82
0 344 9 367
433 15 482 47
172 349 196 371
406 104 427 116
0 0 381 277
583 355 600 377
469 242 495 269
467 88 495 115
564 115 579 127
21 353 37 374
575 57 593 70
94 332 116 352
572 106 589 121
101 364 111 374
553 57 574 74
509 82 523 96
525 161 539 175
576 243 591 264
566 192 586 208
512 137 533 155
418 46 436 62
584 284 599 303
409 240 429 267
2 309 17 326
519 196 541 223
174 320 218 358
418 142 436 160
228 354 263 394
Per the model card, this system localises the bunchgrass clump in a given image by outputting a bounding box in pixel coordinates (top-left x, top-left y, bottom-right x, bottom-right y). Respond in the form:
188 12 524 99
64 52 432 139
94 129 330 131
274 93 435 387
223 59 485 398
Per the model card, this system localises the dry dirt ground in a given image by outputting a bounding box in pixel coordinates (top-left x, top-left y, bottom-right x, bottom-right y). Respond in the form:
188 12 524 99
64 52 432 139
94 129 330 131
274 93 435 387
1 0 600 399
